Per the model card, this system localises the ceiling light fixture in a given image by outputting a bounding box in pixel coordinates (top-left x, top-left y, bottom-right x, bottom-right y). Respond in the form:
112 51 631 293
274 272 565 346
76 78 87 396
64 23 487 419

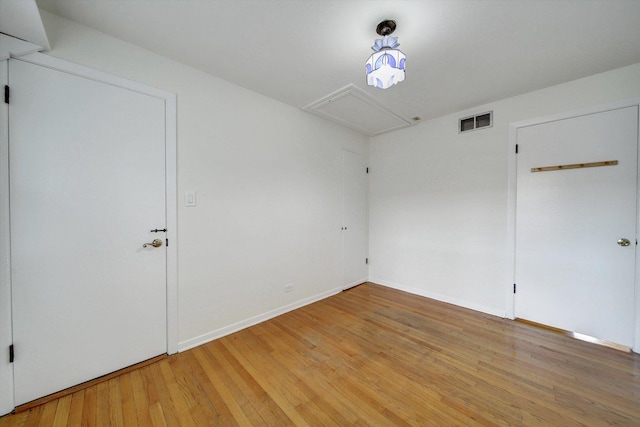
365 20 406 89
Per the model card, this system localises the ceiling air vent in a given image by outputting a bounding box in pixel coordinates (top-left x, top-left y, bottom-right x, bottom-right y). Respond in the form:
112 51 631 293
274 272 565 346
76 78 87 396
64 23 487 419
459 111 492 133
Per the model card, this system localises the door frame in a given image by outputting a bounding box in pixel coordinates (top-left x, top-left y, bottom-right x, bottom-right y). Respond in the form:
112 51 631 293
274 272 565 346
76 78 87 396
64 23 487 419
506 97 640 353
0 52 178 414
341 149 369 290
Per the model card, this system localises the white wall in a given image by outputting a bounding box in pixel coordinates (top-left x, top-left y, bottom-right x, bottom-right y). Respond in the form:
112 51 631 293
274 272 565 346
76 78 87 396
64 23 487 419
369 63 640 317
37 11 368 349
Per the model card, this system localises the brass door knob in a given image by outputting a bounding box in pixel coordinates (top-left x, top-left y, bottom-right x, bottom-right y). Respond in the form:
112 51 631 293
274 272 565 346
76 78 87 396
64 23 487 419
617 238 631 247
143 239 163 248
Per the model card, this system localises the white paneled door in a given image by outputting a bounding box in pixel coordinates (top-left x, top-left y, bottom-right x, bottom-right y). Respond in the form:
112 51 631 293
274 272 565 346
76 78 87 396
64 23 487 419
10 59 167 405
342 150 368 289
515 106 638 347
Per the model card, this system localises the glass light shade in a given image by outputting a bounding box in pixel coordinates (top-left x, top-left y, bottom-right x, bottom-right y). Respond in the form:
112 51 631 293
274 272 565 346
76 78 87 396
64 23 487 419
365 48 406 89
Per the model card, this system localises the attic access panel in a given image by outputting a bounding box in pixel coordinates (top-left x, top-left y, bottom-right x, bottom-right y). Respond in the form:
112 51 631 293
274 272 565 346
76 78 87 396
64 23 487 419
303 84 414 136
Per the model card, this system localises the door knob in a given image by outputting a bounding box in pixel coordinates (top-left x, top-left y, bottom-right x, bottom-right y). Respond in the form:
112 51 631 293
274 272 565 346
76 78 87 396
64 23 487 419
617 238 631 247
143 239 163 248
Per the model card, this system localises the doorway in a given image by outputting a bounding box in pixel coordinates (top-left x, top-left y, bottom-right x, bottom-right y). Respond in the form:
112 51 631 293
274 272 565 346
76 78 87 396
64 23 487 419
508 102 640 350
0 54 177 411
342 150 368 289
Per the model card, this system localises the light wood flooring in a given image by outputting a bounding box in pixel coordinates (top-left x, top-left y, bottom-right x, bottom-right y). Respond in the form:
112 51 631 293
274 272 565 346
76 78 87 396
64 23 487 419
2 282 640 426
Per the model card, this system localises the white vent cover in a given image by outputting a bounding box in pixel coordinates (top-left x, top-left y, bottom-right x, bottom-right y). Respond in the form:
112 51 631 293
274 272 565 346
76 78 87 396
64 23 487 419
303 84 414 136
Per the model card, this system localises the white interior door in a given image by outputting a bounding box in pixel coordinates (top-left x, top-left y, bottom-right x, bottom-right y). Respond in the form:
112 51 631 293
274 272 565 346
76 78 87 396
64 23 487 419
10 59 167 405
342 150 368 289
515 106 638 347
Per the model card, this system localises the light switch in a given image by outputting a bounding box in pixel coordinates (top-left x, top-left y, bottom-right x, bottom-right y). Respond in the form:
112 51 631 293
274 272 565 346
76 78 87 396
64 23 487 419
185 191 196 207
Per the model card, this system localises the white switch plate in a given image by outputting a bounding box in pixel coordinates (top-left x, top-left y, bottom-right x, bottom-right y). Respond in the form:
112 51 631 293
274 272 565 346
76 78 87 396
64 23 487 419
185 191 196 207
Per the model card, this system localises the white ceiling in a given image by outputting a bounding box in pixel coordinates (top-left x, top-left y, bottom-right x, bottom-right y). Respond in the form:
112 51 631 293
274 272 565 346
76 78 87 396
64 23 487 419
36 0 640 133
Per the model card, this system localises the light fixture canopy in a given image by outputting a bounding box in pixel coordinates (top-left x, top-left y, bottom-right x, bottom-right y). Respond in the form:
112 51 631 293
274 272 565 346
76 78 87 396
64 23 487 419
366 20 406 89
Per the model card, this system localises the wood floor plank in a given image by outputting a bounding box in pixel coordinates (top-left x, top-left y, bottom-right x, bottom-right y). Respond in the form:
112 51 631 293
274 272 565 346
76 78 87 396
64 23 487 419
269 303 475 425
21 405 44 427
250 322 362 425
148 401 167 427
14 355 167 414
51 395 71 427
157 358 197 427
143 362 182 427
222 333 312 426
80 383 97 426
94 381 109 427
129 368 153 426
2 282 640 426
167 355 199 407
66 391 84 427
207 339 292 426
257 322 368 424
192 347 253 426
181 350 238 425
34 401 56 426
106 377 125 426
117 373 138 426
0 411 26 427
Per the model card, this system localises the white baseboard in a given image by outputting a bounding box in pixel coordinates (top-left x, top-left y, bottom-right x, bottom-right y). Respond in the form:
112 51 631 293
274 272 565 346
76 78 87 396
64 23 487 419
177 286 343 352
369 278 506 318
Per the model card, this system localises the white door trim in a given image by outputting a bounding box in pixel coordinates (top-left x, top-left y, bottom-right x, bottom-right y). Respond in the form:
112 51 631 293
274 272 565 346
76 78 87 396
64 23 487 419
0 53 177 414
0 60 13 417
506 97 640 353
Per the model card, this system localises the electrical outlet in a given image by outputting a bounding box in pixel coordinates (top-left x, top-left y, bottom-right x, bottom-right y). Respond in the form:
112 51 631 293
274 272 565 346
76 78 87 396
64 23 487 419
284 284 293 293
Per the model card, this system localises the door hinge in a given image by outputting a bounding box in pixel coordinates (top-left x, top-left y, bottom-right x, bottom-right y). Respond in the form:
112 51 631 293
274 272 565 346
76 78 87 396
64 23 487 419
4 85 8 104
166 238 169 247
9 345 14 363
366 258 368 264
515 144 519 154
366 167 369 174
513 283 517 294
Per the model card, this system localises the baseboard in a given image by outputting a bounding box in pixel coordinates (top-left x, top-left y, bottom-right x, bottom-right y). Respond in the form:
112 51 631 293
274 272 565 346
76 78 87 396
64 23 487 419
369 278 505 318
178 286 343 352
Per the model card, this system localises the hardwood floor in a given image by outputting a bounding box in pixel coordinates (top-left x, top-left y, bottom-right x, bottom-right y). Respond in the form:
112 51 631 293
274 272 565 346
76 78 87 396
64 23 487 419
2 282 640 426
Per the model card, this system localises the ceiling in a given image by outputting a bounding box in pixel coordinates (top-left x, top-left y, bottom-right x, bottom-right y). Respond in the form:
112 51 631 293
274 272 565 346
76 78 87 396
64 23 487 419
35 0 640 134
